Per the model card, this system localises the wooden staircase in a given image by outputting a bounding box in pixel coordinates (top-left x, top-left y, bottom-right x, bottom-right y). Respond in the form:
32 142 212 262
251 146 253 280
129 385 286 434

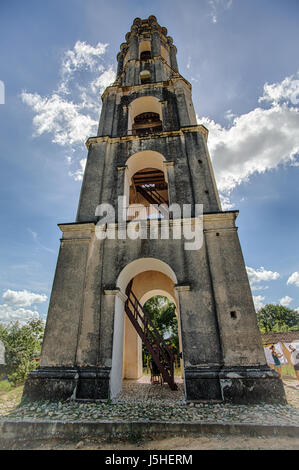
136 185 169 218
125 280 178 391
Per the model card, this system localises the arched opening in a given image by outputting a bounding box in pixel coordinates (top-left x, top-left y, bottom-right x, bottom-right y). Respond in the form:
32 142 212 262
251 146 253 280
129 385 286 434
128 96 163 136
139 40 152 61
110 258 184 399
124 151 169 220
141 294 180 380
140 70 151 84
133 112 162 136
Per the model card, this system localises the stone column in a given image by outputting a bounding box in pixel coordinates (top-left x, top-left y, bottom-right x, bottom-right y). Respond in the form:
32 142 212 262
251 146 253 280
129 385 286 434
106 288 127 398
116 165 128 223
169 45 179 72
75 234 104 367
204 212 286 403
129 33 139 60
173 82 192 127
174 280 223 402
163 161 175 207
76 141 107 222
151 31 161 57
117 51 125 77
23 224 94 401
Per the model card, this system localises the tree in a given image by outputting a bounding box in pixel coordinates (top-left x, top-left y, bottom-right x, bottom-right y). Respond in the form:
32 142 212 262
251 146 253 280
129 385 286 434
142 296 179 367
256 304 299 333
0 319 45 385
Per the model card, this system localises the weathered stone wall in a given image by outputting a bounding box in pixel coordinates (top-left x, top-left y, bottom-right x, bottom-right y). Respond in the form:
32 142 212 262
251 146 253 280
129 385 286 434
39 225 93 367
76 129 221 223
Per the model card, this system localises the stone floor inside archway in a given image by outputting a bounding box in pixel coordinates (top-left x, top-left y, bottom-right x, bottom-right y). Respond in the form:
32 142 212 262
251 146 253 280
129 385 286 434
115 375 185 404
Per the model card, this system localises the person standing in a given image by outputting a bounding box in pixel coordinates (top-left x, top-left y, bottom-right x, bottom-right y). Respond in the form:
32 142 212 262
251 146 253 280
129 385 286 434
288 344 299 387
269 345 283 379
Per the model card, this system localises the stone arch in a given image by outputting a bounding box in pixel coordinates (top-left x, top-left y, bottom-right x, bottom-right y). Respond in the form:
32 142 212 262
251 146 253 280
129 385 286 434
128 96 163 134
126 150 167 182
139 40 152 60
116 257 178 294
139 290 177 309
110 258 180 398
124 151 169 219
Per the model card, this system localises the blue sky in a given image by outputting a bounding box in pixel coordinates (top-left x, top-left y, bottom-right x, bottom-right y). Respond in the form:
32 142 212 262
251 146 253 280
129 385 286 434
0 0 299 324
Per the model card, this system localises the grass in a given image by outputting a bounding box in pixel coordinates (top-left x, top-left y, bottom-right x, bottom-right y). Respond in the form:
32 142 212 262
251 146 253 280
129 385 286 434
0 380 15 393
0 382 24 415
281 364 296 378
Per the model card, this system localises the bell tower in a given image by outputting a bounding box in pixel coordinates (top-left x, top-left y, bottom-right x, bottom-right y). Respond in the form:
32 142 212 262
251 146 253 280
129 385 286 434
24 16 286 404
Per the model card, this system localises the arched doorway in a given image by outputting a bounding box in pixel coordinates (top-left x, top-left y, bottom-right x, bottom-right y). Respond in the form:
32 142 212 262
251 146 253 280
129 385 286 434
128 96 163 136
124 151 170 220
140 294 180 381
110 258 184 398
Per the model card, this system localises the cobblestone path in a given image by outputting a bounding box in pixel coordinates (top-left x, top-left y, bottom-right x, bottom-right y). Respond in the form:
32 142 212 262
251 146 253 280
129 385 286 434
1 376 298 427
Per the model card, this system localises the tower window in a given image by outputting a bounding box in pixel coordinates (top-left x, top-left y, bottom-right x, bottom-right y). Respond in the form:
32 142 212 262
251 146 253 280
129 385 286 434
132 112 162 136
140 70 151 84
140 50 152 61
230 311 237 319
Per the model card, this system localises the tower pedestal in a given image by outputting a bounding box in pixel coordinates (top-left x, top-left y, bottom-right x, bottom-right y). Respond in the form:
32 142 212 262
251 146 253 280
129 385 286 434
24 366 111 401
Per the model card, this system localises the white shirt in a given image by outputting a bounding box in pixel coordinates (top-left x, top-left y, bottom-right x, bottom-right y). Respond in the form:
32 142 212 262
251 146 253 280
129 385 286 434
290 349 299 366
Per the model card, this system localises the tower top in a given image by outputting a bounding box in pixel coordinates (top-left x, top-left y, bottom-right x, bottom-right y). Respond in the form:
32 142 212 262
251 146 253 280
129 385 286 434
115 15 179 82
118 15 176 55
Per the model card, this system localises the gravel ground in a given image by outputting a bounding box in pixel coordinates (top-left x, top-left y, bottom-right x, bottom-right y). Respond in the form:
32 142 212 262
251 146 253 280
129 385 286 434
1 376 299 427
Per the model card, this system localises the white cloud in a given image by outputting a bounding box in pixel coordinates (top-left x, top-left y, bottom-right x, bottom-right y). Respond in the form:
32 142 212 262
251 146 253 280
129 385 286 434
219 194 235 210
199 73 299 197
279 295 293 307
21 40 116 180
68 158 87 182
253 295 265 311
208 0 233 24
21 92 98 146
201 104 299 194
225 109 236 122
251 285 269 292
62 41 107 73
90 66 116 94
2 289 47 307
259 72 299 106
246 266 280 285
0 304 40 326
287 271 299 287
60 41 108 93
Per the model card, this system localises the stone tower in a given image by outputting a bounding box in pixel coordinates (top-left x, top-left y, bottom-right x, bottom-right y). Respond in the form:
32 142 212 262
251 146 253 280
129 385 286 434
24 16 285 403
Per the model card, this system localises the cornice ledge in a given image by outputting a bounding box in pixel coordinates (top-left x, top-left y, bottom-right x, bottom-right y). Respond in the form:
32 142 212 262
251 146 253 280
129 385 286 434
203 211 239 225
104 287 127 302
86 126 210 148
58 222 95 234
181 125 209 140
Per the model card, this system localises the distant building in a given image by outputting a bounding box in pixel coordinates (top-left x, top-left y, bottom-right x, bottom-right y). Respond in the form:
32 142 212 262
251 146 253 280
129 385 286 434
261 331 299 346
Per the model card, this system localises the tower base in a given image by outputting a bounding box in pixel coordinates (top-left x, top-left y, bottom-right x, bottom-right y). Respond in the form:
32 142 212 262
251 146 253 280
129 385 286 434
24 364 286 404
184 365 286 404
23 367 111 401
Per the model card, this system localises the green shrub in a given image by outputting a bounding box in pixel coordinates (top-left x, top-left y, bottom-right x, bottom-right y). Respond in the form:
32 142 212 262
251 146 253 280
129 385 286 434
0 319 44 386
